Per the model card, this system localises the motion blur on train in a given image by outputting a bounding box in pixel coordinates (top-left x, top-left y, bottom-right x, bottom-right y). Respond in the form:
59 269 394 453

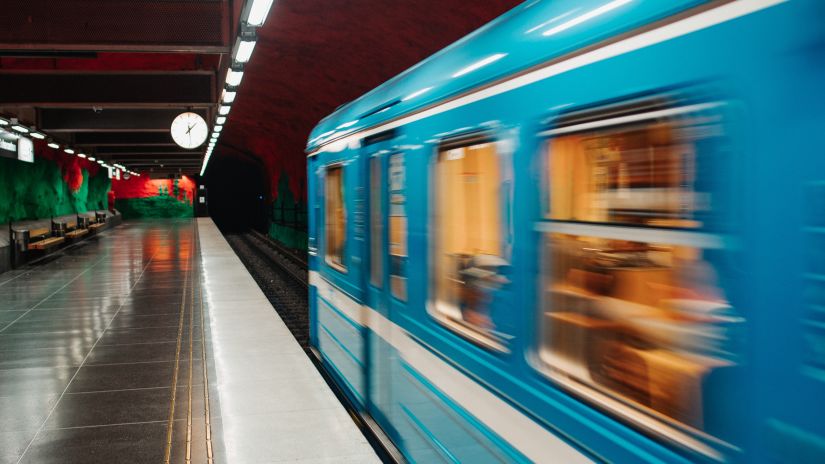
305 0 825 462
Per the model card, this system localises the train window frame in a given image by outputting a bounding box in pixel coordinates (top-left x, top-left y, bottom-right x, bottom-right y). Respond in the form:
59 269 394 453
427 134 511 353
324 163 348 273
533 98 738 459
388 152 408 301
369 155 383 288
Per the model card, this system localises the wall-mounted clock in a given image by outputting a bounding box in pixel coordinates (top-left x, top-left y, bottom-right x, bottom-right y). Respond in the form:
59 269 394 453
171 112 208 149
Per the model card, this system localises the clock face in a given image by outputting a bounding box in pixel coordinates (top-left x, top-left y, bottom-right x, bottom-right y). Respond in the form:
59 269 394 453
170 112 208 149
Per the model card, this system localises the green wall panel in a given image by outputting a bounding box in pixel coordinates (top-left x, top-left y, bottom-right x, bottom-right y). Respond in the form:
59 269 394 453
0 156 110 224
269 171 307 250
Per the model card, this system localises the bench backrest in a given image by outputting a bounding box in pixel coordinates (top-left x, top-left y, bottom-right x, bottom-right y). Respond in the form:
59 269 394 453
29 228 49 238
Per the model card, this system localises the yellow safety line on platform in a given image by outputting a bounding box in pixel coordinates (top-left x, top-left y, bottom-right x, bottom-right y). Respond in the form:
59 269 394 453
186 263 196 463
163 240 192 464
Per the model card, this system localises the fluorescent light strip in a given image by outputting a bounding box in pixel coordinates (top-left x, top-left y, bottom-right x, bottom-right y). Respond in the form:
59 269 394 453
234 39 257 63
31 132 45 140
226 69 244 86
218 106 231 116
48 142 60 149
88 157 96 161
0 119 8 126
65 148 75 155
310 0 786 157
216 116 227 125
11 125 29 133
245 0 274 26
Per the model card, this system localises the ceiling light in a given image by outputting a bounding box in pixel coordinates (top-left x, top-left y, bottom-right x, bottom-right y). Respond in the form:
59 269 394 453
226 67 244 86
48 142 60 149
452 53 507 78
218 105 231 116
31 132 45 140
79 153 87 159
222 89 237 104
214 125 224 133
216 116 226 125
233 36 257 64
88 156 96 161
243 0 274 27
0 118 8 126
11 125 29 134
65 148 75 155
97 160 105 164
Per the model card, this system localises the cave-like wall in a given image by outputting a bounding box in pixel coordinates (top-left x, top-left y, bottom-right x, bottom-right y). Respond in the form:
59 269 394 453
269 171 306 250
112 176 195 219
214 0 522 247
0 142 110 224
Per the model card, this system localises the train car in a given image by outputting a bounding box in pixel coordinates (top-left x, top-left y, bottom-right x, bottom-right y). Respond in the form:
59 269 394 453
306 1 825 462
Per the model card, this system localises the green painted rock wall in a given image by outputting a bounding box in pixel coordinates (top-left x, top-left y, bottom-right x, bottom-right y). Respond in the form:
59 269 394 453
115 180 193 219
269 172 307 250
0 156 110 224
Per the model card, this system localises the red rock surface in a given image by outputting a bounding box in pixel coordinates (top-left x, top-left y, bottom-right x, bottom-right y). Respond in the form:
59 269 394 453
113 175 196 201
219 0 522 201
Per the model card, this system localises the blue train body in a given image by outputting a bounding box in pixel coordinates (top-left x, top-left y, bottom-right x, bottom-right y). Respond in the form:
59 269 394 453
306 1 825 462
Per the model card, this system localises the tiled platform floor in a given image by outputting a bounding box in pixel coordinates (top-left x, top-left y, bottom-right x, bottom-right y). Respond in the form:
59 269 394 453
0 219 378 464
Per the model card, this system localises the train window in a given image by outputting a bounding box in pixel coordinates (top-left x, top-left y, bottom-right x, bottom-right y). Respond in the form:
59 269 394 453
431 140 508 350
538 103 742 450
325 165 347 271
370 157 382 287
389 153 408 301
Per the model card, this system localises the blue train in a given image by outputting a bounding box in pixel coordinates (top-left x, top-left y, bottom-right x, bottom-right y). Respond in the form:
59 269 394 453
306 1 825 462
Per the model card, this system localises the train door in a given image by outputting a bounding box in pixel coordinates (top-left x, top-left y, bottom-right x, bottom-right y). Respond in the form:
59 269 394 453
363 133 403 442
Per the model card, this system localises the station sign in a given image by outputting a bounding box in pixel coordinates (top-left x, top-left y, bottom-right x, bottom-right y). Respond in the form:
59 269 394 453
0 129 34 163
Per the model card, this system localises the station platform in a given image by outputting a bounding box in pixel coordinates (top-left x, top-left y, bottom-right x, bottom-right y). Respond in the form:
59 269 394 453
0 218 379 464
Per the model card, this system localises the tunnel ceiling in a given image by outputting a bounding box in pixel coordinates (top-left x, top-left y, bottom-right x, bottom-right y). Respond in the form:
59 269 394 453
0 0 521 181
0 0 240 177
217 0 522 196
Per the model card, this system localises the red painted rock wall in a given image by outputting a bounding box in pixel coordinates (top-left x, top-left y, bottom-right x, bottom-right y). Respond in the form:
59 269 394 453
112 175 195 201
218 0 522 203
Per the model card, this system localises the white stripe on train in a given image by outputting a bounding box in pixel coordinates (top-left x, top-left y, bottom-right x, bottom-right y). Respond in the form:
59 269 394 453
310 271 592 463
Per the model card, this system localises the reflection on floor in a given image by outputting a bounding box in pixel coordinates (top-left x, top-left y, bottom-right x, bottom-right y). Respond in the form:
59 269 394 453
0 218 378 464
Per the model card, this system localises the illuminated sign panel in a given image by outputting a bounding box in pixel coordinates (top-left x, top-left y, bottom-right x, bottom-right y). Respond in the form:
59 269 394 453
0 129 16 159
17 136 33 163
0 129 34 163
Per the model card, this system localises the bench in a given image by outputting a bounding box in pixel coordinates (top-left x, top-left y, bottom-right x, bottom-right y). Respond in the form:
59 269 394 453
66 228 89 239
26 227 65 251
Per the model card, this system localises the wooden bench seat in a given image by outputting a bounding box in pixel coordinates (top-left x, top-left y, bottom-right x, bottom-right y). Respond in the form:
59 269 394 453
66 229 89 239
28 236 65 251
88 223 105 231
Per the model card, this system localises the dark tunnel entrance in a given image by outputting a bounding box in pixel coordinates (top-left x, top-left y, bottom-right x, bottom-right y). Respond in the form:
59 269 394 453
202 153 269 234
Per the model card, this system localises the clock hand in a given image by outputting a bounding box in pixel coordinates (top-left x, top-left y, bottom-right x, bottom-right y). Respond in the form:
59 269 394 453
186 123 194 135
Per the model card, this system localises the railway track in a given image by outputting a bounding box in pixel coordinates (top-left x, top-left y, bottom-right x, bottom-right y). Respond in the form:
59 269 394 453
224 231 309 348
